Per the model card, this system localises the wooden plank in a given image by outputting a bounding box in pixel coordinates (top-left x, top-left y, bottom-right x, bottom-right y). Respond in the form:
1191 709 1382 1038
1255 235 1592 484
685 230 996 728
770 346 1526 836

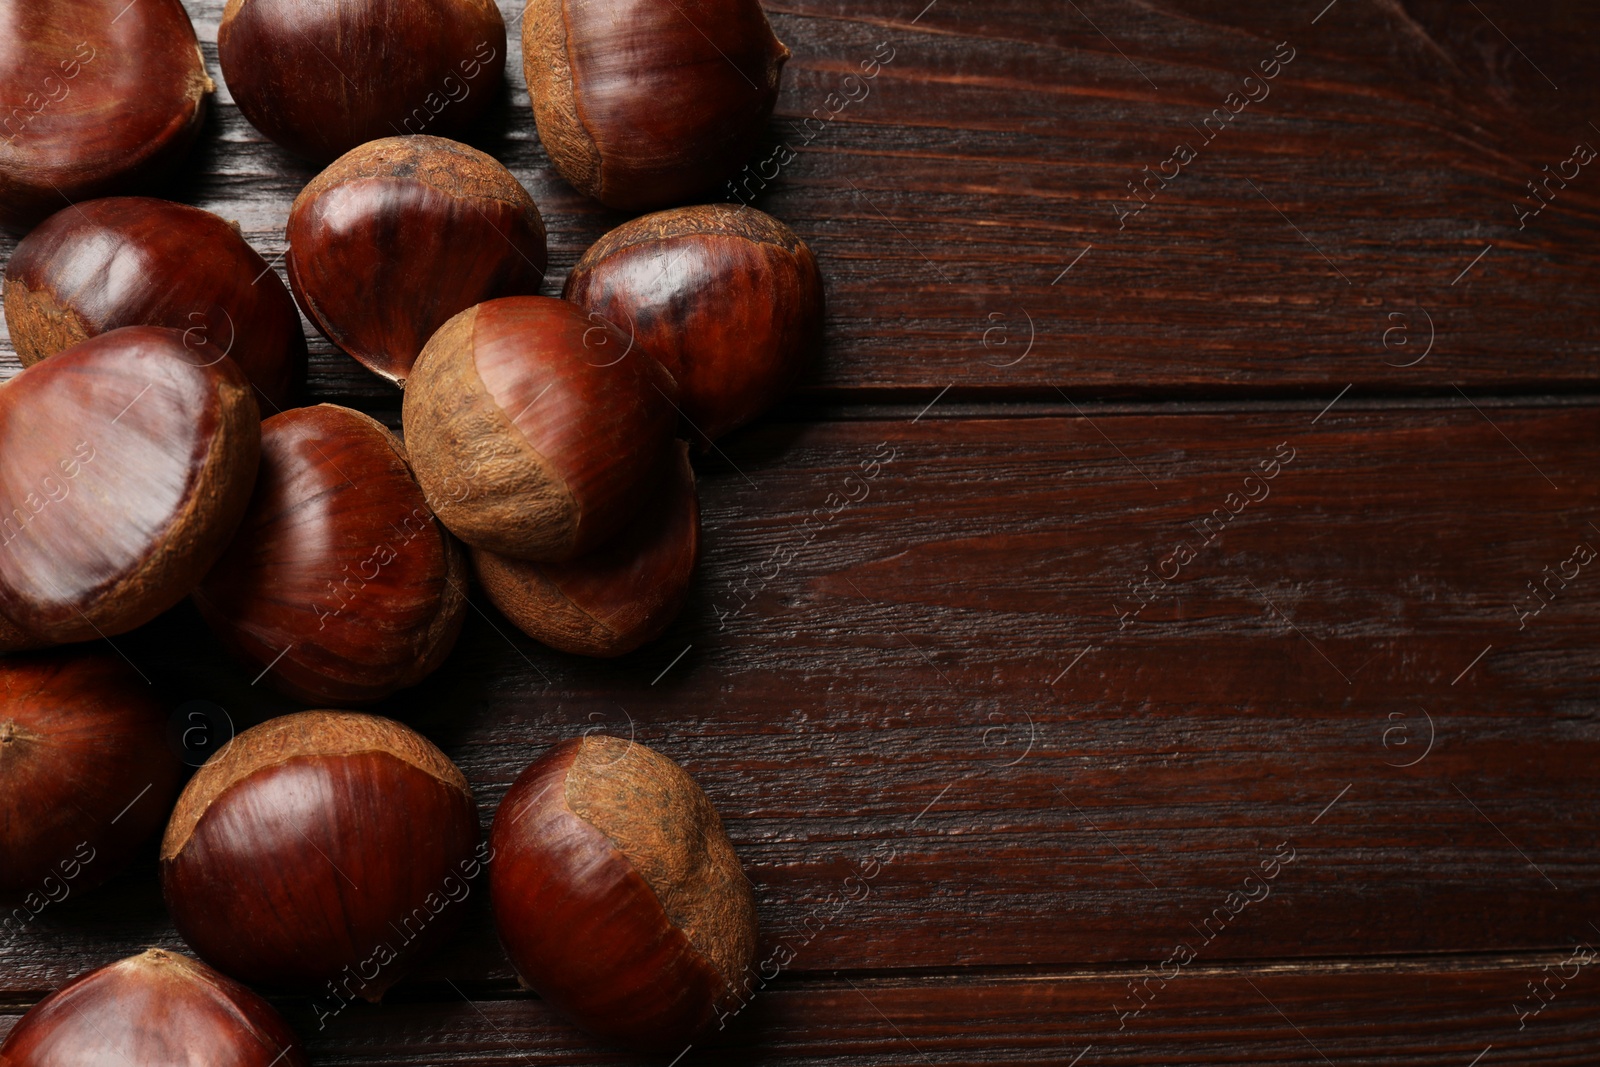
3 404 1598 989
7 956 1597 1065
4 2 1600 399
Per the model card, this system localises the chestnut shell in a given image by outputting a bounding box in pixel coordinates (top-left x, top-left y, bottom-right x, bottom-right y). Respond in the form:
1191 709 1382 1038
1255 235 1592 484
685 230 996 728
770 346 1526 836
286 137 547 387
565 204 824 439
219 0 508 163
194 405 468 705
401 296 678 562
524 0 789 210
472 441 699 657
0 650 184 904
161 711 479 999
4 197 308 409
490 735 758 1052
0 949 309 1067
0 326 261 651
0 0 213 232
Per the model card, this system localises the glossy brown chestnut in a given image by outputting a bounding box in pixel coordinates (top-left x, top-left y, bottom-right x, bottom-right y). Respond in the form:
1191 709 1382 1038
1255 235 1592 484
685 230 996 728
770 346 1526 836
565 205 824 440
490 735 758 1052
0 651 183 908
524 0 789 210
287 137 547 387
0 0 212 232
194 406 468 705
472 441 698 657
220 0 507 163
4 197 308 409
402 296 678 562
0 949 310 1067
0 326 261 651
161 711 480 1000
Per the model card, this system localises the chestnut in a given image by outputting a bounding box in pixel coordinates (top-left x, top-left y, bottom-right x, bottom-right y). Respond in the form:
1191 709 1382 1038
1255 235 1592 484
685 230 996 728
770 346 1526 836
0 0 212 232
0 651 183 907
473 441 699 657
194 405 468 705
220 0 507 163
0 949 309 1067
161 710 479 1000
566 205 824 440
491 735 758 1052
524 0 789 210
402 296 678 562
286 137 547 387
0 327 261 652
4 197 308 409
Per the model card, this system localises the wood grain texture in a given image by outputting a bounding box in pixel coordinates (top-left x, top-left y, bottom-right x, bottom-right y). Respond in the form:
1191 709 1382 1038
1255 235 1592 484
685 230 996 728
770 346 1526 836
3 406 1598 993
3 0 1598 399
8 956 1599 1065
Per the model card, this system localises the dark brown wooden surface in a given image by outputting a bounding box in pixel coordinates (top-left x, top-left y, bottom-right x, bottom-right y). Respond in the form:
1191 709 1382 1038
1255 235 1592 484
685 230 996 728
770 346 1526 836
4 0 1600 1063
10 955 1600 1065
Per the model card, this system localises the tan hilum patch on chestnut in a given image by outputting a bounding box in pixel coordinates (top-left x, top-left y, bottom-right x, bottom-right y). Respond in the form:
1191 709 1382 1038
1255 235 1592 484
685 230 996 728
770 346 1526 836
404 307 579 558
292 136 544 223
580 204 808 264
124 949 294 1048
2 283 92 366
160 711 469 860
564 736 758 997
471 554 609 650
187 42 217 100
524 0 601 201
0 719 41 741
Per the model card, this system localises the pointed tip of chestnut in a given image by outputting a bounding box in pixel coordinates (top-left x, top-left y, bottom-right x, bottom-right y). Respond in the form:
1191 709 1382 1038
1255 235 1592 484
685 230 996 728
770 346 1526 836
0 650 184 904
4 197 308 408
194 403 468 704
524 0 788 209
161 710 479 999
0 326 261 651
490 735 758 1052
287 137 547 387
0 0 212 232
472 441 699 657
565 204 823 440
402 296 679 561
0 949 309 1067
219 0 507 163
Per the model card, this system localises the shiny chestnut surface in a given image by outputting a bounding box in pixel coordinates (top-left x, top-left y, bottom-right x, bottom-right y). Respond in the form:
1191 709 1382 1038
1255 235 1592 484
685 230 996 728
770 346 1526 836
473 441 699 657
161 711 480 1000
0 651 183 905
565 205 824 440
0 326 261 651
0 0 212 232
490 735 758 1052
220 0 507 163
402 296 678 561
524 0 788 210
4 197 308 408
287 137 546 387
0 949 309 1067
195 405 467 705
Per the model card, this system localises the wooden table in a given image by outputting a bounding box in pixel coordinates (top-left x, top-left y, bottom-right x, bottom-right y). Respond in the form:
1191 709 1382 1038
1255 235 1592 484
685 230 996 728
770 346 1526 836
5 0 1600 1062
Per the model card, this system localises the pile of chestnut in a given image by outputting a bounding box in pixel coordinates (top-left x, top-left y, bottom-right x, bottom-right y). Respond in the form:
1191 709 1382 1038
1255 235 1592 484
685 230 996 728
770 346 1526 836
0 0 823 1061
